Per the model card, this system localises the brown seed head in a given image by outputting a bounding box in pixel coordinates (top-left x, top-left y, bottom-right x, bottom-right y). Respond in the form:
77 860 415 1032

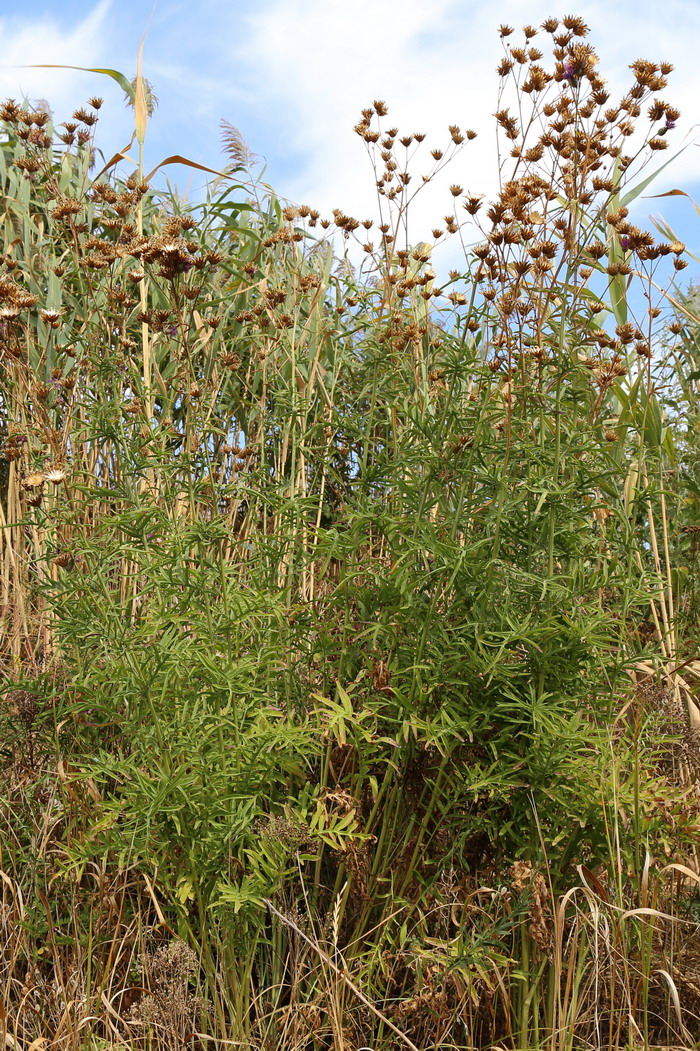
72 107 97 126
562 15 588 35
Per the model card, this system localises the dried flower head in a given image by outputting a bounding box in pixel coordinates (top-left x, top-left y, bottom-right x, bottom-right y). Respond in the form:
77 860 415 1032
44 465 66 484
40 309 61 328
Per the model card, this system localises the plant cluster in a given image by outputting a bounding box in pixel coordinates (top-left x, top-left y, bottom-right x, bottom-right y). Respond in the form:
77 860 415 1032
1 16 700 1051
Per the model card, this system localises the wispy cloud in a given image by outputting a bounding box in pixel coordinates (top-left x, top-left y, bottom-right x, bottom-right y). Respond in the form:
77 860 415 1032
0 0 114 115
2 0 698 260
226 0 700 257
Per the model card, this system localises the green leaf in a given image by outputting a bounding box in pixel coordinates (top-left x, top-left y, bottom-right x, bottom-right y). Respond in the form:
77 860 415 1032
619 143 690 209
28 64 135 101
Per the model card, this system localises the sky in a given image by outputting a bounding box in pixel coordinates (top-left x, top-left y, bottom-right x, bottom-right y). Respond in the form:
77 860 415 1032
1 0 699 292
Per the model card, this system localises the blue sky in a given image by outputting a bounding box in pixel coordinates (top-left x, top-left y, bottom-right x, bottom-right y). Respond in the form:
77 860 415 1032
2 0 699 291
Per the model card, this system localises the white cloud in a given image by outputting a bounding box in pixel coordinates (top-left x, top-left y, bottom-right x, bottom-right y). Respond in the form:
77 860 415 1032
1 0 697 270
230 0 700 269
0 1 127 129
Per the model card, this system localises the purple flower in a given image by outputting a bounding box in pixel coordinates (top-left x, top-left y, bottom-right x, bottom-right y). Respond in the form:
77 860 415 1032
665 117 676 131
619 235 631 251
562 61 576 82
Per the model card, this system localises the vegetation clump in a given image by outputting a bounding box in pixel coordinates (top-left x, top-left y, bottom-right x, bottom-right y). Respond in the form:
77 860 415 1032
1 15 700 1051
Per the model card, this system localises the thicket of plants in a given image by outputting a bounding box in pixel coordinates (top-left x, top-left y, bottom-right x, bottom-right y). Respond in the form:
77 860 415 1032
1 15 700 1051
